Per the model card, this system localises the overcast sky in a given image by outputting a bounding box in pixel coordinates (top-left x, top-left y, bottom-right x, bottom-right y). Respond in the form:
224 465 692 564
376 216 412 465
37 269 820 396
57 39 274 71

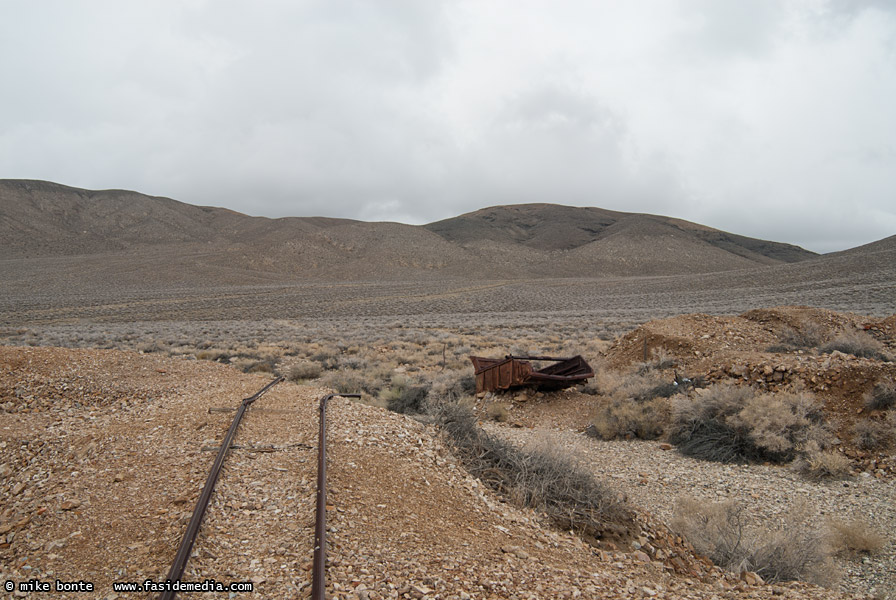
2 1 895 253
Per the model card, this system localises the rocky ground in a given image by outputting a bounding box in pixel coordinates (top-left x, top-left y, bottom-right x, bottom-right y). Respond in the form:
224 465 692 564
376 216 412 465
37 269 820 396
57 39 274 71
0 346 867 599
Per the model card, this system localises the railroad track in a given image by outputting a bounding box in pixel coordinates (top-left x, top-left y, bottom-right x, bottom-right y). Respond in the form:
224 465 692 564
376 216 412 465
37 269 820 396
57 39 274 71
156 378 356 599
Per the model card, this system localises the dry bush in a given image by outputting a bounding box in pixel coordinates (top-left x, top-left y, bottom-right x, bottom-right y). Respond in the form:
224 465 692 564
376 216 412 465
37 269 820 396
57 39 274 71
580 379 601 396
865 381 896 411
286 361 322 382
246 359 276 374
820 330 891 361
827 519 886 556
768 323 826 352
589 398 668 440
309 350 339 370
791 443 852 480
669 386 829 464
729 391 827 460
337 355 369 370
588 367 693 440
194 349 229 361
229 356 277 374
485 402 511 422
672 498 835 585
427 369 476 403
320 369 382 396
435 401 634 542
851 417 896 451
380 376 431 414
636 348 677 373
668 385 757 462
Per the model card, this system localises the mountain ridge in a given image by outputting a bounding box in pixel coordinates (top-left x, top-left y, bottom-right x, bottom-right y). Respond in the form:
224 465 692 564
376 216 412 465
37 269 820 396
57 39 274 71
0 179 877 285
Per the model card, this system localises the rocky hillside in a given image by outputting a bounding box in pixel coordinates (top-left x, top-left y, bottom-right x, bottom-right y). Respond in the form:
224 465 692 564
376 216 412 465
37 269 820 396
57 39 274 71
1 179 822 283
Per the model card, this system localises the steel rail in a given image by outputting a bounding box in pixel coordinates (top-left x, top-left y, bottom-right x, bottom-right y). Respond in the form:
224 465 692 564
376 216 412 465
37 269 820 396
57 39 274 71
159 376 283 600
312 393 360 600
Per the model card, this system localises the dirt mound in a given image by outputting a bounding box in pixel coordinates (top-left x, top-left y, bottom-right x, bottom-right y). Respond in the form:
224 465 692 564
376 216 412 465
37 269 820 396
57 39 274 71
605 306 896 454
0 346 854 599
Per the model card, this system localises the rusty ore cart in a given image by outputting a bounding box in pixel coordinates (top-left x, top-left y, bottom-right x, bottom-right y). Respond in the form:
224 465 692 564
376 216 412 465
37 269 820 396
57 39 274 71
469 355 594 394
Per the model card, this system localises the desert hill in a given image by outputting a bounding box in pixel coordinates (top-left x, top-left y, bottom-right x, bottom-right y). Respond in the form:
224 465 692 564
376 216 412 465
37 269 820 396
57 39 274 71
1 179 823 283
425 203 815 264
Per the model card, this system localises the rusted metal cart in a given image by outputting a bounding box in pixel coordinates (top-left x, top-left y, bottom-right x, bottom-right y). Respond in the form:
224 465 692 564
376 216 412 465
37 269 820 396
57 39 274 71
469 355 594 394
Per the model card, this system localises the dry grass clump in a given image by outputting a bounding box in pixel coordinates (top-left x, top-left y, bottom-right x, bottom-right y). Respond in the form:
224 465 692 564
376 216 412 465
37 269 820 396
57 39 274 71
427 369 476 403
851 415 896 451
636 349 677 374
827 519 886 556
309 350 340 370
767 323 826 353
435 401 634 542
672 498 835 585
194 349 230 362
485 402 511 422
379 375 431 414
865 381 896 411
588 398 668 440
820 330 891 361
588 369 677 440
286 361 323 382
230 356 278 373
668 386 830 465
791 442 852 480
320 369 383 396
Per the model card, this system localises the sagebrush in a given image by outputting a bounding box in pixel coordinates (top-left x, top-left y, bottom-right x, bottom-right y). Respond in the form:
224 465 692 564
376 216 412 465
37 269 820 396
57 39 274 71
820 330 891 361
435 401 634 542
668 385 830 464
672 498 835 585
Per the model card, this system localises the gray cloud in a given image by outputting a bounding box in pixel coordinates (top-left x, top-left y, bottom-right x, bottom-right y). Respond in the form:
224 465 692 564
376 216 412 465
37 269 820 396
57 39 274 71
1 0 895 253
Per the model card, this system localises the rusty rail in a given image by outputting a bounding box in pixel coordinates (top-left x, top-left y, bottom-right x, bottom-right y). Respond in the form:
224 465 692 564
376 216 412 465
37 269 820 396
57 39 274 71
312 393 360 600
160 376 283 600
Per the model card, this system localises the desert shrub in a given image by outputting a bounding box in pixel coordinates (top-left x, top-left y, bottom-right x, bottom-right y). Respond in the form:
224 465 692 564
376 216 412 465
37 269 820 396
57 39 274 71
636 349 677 373
580 379 601 395
768 324 826 352
427 370 476 403
245 359 276 374
435 402 634 541
820 330 891 361
381 377 431 414
337 355 369 370
791 443 852 480
668 386 828 464
827 519 886 556
864 381 896 411
320 369 382 396
286 361 322 382
672 498 833 585
668 386 757 462
635 381 682 401
230 356 277 374
195 349 229 361
137 341 164 354
485 402 511 422
309 351 339 370
851 417 895 451
589 397 668 440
